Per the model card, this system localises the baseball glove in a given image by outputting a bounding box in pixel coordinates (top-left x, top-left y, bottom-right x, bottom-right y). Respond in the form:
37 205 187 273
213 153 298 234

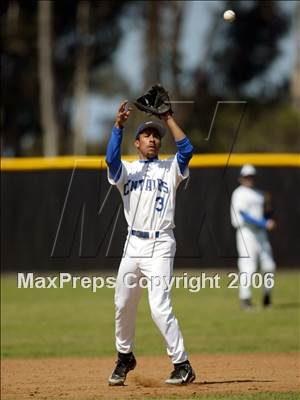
264 191 275 219
134 84 173 117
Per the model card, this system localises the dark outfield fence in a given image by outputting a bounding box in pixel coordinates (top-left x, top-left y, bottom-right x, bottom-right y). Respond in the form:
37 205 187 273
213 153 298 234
1 154 299 272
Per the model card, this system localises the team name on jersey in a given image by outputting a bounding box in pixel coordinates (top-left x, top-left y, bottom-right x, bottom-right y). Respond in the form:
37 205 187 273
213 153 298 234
124 178 168 196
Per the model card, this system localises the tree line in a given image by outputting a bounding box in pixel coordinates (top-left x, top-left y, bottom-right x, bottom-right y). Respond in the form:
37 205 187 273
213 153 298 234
1 0 299 156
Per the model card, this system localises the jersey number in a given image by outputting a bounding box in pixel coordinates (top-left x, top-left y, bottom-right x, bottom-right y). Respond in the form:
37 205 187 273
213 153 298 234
155 196 164 212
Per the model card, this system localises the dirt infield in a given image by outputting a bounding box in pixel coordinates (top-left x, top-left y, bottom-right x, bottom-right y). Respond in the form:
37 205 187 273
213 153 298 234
1 353 299 399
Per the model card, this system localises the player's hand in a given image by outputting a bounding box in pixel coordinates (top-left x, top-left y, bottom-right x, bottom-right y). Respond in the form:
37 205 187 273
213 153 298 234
161 112 174 123
115 100 132 128
266 219 276 231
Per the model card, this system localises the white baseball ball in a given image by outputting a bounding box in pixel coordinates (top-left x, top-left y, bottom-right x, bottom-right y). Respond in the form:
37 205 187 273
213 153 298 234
223 10 236 22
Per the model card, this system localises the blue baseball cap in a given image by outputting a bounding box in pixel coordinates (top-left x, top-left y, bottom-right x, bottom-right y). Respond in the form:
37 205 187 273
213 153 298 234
135 121 166 140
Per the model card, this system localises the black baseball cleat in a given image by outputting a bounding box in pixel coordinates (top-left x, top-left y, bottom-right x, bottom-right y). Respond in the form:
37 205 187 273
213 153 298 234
263 293 272 308
165 360 196 385
108 352 136 386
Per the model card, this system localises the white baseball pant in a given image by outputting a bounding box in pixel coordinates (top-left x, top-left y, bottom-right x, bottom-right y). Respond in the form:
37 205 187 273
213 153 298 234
236 226 276 300
114 230 188 364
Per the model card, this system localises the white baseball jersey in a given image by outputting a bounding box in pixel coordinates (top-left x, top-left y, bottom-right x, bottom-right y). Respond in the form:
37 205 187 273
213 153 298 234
231 185 265 229
231 184 275 301
108 157 189 231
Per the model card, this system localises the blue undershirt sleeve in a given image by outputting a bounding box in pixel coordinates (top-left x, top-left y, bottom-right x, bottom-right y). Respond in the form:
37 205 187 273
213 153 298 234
240 211 268 229
175 136 194 175
105 126 123 182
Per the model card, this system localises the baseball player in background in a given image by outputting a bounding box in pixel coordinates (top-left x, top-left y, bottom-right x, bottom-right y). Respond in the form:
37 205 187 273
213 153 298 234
231 164 276 310
106 101 196 386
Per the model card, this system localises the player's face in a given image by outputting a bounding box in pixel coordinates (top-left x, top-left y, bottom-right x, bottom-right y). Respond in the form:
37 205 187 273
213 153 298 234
240 176 255 188
134 129 161 159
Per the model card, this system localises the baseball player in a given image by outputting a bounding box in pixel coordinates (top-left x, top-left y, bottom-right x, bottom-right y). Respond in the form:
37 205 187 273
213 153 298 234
106 100 195 385
230 164 276 309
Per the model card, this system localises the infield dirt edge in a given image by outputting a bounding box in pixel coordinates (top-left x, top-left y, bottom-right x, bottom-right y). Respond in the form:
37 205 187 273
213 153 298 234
2 352 299 399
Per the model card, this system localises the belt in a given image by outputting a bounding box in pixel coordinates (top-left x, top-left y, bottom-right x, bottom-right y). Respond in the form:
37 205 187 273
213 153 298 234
131 230 160 239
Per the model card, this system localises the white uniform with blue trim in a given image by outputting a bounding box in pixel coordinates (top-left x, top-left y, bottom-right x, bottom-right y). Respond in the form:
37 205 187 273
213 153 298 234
108 155 189 364
108 157 188 232
231 185 276 300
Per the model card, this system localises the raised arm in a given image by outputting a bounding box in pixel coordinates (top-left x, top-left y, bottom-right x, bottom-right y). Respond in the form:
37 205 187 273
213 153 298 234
161 113 193 175
106 100 131 181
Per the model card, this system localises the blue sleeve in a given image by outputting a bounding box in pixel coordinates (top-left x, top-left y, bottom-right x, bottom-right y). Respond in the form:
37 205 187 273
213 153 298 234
105 126 123 181
175 136 193 175
240 211 268 229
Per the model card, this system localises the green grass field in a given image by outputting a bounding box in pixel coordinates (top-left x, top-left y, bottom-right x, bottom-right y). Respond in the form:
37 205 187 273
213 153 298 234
1 270 299 400
1 270 299 359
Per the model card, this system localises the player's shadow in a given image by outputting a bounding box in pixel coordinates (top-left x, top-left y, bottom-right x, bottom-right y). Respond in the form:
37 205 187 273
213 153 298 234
194 379 274 385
